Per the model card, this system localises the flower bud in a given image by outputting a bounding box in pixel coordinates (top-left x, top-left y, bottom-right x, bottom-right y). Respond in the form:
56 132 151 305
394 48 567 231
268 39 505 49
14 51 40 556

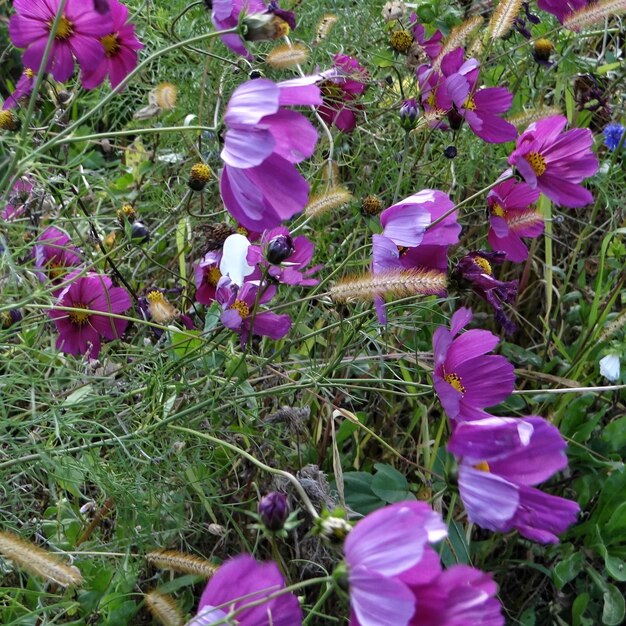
443 145 457 159
1 308 22 330
131 221 150 244
258 492 289 531
266 234 294 264
399 98 419 131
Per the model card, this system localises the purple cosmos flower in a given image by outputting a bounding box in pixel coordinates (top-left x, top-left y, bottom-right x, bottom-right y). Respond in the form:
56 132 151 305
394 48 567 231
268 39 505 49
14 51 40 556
220 76 321 232
455 251 519 335
409 17 443 60
432 307 515 422
537 0 588 23
81 0 143 90
217 281 291 343
403 554 504 626
372 190 460 323
246 227 320 286
1 176 33 221
48 271 131 358
318 54 368 133
211 0 295 59
344 501 447 626
9 0 113 83
189 555 302 626
33 226 82 283
3 68 35 110
448 416 580 543
488 178 543 263
508 115 599 207
194 250 223 305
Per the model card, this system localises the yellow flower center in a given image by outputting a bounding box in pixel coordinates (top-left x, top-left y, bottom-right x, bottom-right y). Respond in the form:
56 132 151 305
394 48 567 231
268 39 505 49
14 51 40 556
236 226 249 237
473 256 493 275
101 33 121 57
69 303 90 325
443 372 465 393
320 80 343 101
427 92 437 109
190 163 211 183
473 461 490 472
50 15 73 40
525 151 547 177
464 96 477 111
491 202 506 217
25 68 34 79
230 299 250 318
206 266 222 287
147 290 165 304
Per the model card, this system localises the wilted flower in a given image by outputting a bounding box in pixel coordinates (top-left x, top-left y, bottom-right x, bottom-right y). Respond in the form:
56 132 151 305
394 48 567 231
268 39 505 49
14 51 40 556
217 281 291 344
188 162 212 191
81 0 143 90
2 68 35 110
448 416 580 543
344 501 447 626
48 271 131 358
220 76 321 231
1 176 33 221
456 250 519 334
211 0 295 59
390 29 414 54
258 492 289 531
508 115 598 207
382 1 405 21
189 555 302 626
488 178 543 263
603 123 625 151
432 307 515 422
318 54 368 133
9 0 113 83
33 226 82 283
246 227 320 286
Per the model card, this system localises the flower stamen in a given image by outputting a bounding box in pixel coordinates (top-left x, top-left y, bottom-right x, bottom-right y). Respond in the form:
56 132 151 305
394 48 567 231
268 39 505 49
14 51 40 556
101 33 121 56
525 151 547 176
444 372 465 393
49 16 73 40
230 299 250 318
69 304 90 325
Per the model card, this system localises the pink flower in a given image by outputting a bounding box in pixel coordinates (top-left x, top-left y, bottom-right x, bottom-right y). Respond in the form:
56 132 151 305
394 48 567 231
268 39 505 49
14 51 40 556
219 76 321 231
211 0 296 59
409 17 443 60
448 416 580 543
190 555 302 626
318 54 368 133
432 307 515 422
488 178 543 262
217 281 291 343
81 0 143 90
194 250 223 305
508 115 598 207
9 0 113 83
1 176 33 221
3 68 35 110
246 227 320 286
33 226 82 283
49 271 131 358
537 0 588 23
345 501 447 626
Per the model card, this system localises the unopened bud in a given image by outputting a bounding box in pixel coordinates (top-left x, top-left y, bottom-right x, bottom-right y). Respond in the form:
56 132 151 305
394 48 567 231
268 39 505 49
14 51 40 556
399 98 419 131
258 492 289 531
267 234 294 264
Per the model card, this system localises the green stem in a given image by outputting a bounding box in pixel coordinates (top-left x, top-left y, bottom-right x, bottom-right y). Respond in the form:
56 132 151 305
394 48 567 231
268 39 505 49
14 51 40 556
393 132 411 204
302 580 336 626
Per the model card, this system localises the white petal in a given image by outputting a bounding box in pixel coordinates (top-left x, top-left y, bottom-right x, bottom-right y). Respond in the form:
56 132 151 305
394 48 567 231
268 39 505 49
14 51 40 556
220 234 254 287
600 354 620 382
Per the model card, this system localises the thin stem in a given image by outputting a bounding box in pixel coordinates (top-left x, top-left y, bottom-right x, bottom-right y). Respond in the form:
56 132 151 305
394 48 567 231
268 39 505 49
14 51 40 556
393 132 411 204
168 425 320 519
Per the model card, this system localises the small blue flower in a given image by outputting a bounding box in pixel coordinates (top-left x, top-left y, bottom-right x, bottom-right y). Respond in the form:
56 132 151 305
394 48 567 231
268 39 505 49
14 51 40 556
603 123 625 151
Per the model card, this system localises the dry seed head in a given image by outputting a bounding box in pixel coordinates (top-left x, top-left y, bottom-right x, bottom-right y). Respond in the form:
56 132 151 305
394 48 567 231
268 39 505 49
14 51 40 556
563 0 626 30
330 270 447 302
188 162 212 191
153 82 177 110
0 531 83 587
117 203 137 224
305 186 353 218
145 591 185 626
201 222 236 250
488 0 523 39
361 195 383 216
433 16 483 69
508 106 562 128
390 29 414 54
267 43 309 69
0 110 20 131
146 291 180 324
146 549 217 578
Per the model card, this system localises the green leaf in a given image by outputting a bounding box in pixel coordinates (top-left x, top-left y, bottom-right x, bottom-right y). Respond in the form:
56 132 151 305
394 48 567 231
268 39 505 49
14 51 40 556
601 584 625 625
343 472 386 515
371 49 394 68
371 463 414 503
553 549 584 589
572 592 589 626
